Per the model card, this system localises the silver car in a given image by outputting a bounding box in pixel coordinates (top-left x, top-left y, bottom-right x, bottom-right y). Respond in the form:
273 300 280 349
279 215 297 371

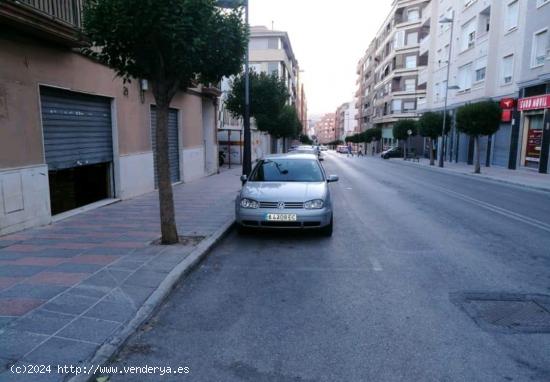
235 153 338 236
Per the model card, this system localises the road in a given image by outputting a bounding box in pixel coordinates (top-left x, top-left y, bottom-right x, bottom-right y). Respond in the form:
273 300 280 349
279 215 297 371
109 152 550 382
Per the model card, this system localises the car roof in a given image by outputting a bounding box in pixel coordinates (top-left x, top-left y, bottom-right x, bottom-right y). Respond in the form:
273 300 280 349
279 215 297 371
263 153 318 160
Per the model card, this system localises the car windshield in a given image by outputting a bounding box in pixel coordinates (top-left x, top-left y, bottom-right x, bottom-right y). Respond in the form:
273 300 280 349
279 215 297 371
249 159 324 182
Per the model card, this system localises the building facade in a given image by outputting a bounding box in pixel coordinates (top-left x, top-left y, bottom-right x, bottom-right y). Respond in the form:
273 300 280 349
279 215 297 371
315 113 337 144
335 101 358 142
217 25 306 160
355 0 429 152
0 0 220 235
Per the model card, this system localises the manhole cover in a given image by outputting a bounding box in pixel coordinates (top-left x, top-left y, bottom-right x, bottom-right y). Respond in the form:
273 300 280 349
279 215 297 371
450 292 550 334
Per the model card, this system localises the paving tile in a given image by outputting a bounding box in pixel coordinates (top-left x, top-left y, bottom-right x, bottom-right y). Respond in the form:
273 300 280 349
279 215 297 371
41 293 101 316
0 299 45 316
84 290 135 323
0 317 16 329
107 259 145 271
0 277 22 291
57 317 120 344
69 255 119 265
33 249 80 258
0 329 48 359
23 337 97 365
83 247 134 256
3 245 42 252
10 309 75 335
124 269 168 288
26 272 90 287
65 284 111 299
8 257 67 267
78 270 119 289
0 266 45 278
48 263 103 274
0 366 64 382
119 284 156 307
0 284 67 300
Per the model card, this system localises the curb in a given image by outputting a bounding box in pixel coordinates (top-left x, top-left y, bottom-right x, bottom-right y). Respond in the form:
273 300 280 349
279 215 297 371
387 158 550 194
68 218 235 382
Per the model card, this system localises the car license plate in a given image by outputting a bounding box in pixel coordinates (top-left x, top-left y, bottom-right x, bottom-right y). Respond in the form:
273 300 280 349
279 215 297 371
266 213 297 222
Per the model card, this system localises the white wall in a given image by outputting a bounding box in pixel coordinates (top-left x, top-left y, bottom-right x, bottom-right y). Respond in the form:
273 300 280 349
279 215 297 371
118 152 155 199
0 165 51 235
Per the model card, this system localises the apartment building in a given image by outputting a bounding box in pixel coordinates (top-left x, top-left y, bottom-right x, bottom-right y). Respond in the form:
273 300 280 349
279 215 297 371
315 113 337 144
417 0 549 173
355 0 429 152
335 102 358 142
218 25 306 160
0 0 220 235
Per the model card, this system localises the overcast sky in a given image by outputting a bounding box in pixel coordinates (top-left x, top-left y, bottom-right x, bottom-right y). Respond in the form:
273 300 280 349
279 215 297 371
248 0 392 117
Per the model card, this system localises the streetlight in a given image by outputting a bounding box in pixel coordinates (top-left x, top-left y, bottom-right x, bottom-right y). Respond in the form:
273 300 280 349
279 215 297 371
438 13 454 168
216 0 251 176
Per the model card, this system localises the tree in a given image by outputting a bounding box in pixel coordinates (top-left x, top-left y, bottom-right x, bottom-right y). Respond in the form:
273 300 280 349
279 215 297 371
392 119 417 159
299 134 313 145
418 112 451 166
83 0 247 244
226 71 289 137
456 101 501 174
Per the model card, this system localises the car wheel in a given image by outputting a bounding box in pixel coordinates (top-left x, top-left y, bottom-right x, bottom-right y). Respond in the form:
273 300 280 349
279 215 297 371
320 216 333 237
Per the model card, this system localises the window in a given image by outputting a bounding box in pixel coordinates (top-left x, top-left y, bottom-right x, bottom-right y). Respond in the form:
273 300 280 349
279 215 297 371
405 55 417 69
392 99 402 113
394 30 405 49
407 8 420 21
478 7 491 36
457 63 473 90
531 29 548 67
405 79 416 91
268 62 279 76
267 37 280 49
460 18 476 52
403 101 416 111
501 54 514 84
406 32 418 46
475 67 486 82
505 1 519 31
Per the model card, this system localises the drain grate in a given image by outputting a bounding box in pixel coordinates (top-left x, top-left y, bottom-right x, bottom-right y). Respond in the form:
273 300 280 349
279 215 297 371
450 292 550 334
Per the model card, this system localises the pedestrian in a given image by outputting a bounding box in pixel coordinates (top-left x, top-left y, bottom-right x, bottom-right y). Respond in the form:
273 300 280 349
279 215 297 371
357 149 364 157
347 143 353 157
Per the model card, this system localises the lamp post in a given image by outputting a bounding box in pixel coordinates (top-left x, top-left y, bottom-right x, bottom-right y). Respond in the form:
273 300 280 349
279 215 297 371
216 0 251 176
438 14 454 168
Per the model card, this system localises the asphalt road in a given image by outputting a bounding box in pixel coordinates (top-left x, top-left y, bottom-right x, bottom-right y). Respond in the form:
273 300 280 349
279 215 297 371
109 152 550 382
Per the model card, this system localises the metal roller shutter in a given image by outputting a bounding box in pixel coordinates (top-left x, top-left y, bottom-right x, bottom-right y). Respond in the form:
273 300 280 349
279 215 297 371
151 107 180 185
492 124 511 167
41 87 113 170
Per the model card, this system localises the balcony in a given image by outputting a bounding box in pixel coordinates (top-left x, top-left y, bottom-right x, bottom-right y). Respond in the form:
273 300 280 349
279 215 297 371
0 0 86 47
419 34 430 55
418 67 428 85
421 1 431 25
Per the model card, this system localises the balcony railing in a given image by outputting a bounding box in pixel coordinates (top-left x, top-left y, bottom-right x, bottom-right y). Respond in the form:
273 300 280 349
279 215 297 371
19 0 82 27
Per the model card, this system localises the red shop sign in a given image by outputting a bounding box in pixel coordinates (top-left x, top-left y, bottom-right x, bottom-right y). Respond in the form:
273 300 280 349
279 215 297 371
500 98 516 109
517 95 550 111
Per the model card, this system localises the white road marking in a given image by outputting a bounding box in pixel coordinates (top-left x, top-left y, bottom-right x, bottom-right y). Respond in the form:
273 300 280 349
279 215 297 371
370 258 383 271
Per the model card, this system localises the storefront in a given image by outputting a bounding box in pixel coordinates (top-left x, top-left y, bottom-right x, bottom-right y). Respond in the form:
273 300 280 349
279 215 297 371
517 94 550 173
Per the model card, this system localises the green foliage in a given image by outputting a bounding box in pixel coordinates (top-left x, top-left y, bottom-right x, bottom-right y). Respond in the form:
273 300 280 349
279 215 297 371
299 134 313 145
83 0 248 95
392 119 418 141
226 71 289 130
418 112 451 139
273 105 301 139
456 101 501 137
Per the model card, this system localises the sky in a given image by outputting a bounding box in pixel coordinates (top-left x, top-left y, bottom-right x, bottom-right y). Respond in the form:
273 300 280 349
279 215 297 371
248 0 392 118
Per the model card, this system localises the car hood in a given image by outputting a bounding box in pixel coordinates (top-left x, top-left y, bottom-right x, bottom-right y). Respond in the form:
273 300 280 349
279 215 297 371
241 182 327 202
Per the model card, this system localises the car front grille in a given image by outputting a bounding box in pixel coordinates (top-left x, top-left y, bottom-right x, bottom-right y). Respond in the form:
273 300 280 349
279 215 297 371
258 201 304 209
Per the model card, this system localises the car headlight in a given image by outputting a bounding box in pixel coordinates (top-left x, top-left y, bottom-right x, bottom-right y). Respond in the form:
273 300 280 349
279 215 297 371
304 199 324 209
240 198 259 209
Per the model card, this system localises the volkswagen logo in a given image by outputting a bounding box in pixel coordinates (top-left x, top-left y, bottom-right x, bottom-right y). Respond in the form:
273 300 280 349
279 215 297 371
277 202 285 209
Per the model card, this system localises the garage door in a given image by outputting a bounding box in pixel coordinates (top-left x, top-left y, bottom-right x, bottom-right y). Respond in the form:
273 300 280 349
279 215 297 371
41 87 113 170
492 124 511 167
151 107 180 185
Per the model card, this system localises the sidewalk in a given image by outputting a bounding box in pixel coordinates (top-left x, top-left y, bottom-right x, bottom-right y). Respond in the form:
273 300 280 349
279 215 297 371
390 157 550 192
0 168 242 381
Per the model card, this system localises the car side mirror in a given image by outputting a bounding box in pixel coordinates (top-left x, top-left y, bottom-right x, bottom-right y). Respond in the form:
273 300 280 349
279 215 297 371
327 175 339 183
240 174 248 184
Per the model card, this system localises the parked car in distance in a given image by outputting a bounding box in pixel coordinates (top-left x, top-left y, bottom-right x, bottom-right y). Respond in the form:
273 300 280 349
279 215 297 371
235 153 338 236
381 147 403 159
290 146 323 161
319 145 328 151
337 145 348 154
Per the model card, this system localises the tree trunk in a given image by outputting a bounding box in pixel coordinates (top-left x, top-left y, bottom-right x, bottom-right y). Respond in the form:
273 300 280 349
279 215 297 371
429 138 435 166
155 101 179 244
403 141 407 160
474 135 481 174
